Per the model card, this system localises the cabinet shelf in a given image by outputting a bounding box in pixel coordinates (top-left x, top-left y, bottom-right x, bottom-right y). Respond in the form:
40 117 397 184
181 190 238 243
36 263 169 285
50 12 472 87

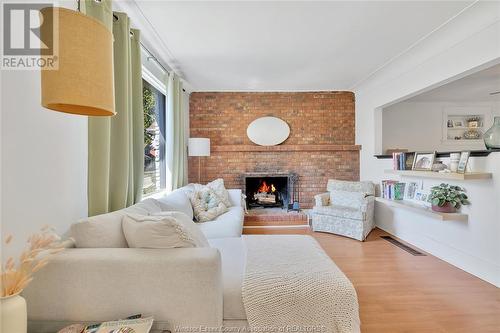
375 198 468 221
384 170 492 180
447 127 483 130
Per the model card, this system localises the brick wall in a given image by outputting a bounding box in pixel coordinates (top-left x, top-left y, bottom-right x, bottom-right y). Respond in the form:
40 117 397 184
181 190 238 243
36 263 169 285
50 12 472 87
188 92 360 208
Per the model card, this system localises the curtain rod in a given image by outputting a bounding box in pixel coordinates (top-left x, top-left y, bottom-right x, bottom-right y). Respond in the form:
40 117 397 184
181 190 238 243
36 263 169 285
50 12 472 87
140 42 171 76
76 0 171 76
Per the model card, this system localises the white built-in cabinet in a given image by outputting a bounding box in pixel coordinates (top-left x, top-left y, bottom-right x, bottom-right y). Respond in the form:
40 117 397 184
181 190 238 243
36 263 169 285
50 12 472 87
442 106 492 145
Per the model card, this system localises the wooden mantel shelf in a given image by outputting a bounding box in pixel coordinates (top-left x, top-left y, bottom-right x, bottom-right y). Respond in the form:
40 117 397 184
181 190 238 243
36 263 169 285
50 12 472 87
211 144 361 152
375 197 468 221
384 169 492 180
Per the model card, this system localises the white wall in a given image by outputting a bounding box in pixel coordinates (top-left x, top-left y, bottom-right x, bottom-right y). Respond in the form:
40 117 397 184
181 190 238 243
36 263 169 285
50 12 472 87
382 101 500 152
1 2 88 260
355 1 500 286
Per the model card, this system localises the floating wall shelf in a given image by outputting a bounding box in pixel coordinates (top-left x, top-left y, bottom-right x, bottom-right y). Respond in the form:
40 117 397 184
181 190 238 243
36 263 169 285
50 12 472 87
384 170 492 180
375 198 468 222
374 148 500 159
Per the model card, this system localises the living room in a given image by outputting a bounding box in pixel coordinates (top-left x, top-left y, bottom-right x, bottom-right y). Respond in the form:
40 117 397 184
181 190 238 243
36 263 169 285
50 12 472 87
1 1 499 333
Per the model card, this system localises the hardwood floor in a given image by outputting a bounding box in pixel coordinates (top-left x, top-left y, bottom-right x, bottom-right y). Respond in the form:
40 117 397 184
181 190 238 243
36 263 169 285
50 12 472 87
281 227 500 332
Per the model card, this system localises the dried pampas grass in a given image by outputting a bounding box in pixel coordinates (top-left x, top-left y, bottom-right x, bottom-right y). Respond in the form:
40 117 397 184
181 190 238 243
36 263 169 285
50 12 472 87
1 227 63 297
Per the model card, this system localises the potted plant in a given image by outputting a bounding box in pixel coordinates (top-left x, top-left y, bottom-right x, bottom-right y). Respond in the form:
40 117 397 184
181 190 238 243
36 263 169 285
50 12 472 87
429 183 470 213
1 227 63 333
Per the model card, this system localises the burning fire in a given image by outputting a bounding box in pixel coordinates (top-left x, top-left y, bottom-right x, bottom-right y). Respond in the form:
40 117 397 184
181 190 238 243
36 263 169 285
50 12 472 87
257 181 276 193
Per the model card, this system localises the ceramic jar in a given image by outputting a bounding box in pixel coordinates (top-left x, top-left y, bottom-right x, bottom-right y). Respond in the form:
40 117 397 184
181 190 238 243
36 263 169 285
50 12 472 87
449 153 460 172
0 293 27 333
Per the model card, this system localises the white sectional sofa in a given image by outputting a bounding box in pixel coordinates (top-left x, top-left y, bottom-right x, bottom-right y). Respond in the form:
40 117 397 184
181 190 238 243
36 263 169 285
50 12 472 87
24 186 359 333
24 187 246 333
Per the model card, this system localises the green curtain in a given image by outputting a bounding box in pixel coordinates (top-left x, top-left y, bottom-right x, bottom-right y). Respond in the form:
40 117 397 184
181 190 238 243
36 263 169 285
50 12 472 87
81 1 144 216
166 73 188 190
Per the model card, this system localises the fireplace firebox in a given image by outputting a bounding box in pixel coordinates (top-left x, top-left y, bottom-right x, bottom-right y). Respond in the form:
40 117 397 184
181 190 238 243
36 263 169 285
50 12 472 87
244 173 299 210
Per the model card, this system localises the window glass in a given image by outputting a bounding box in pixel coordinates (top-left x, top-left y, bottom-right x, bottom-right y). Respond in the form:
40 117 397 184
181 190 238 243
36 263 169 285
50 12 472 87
143 80 166 195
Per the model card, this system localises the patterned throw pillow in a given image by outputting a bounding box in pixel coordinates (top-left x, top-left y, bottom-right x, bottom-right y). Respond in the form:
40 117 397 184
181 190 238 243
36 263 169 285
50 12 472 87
189 187 228 222
206 178 232 207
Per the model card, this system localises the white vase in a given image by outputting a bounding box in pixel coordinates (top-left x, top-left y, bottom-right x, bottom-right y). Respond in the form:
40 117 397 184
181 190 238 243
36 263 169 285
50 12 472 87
0 293 27 333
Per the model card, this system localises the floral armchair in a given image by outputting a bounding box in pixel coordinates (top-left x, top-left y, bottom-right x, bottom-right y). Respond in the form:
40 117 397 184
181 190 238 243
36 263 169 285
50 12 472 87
311 179 375 241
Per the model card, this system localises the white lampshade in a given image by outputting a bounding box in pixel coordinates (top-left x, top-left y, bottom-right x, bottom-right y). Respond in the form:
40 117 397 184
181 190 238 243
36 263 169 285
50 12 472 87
188 138 210 157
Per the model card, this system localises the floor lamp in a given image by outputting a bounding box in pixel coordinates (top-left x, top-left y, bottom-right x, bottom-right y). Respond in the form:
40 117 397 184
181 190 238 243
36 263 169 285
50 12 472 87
188 138 211 183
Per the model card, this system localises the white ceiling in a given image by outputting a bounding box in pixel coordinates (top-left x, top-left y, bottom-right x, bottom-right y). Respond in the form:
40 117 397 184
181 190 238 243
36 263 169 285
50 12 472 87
406 63 500 102
134 1 473 91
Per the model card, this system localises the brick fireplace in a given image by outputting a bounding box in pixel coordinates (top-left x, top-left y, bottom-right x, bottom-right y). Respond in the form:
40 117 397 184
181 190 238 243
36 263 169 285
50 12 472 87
188 92 360 208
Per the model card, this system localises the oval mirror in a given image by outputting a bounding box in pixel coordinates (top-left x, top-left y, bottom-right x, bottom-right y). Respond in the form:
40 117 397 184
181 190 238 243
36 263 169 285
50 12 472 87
247 116 290 146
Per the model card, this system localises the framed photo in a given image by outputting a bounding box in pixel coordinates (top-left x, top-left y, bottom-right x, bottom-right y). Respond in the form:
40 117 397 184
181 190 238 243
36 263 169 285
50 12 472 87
403 180 423 200
457 151 470 174
447 120 454 128
413 189 431 207
405 152 415 170
454 120 464 127
412 151 435 171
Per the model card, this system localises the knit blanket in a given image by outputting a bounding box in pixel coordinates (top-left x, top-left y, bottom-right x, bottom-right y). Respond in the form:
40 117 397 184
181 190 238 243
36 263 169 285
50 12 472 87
242 235 360 333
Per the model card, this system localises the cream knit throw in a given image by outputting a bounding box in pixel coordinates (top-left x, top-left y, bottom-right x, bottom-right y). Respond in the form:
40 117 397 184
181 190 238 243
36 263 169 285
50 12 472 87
242 235 360 333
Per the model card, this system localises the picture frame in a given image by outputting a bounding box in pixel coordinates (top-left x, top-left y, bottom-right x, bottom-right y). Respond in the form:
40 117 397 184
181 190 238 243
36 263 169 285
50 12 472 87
413 189 431 207
412 151 435 171
405 152 415 170
454 120 464 127
447 120 454 128
457 151 470 174
403 180 423 200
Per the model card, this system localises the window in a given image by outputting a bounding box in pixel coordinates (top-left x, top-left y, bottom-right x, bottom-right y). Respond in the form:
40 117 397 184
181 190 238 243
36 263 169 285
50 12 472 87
142 79 166 196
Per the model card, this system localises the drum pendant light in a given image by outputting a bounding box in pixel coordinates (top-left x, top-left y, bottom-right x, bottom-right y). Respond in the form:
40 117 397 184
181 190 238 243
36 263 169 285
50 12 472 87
40 7 115 116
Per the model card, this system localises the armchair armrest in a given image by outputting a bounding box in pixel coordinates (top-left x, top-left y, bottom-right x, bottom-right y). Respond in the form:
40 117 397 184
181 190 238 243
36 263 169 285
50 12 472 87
228 188 243 207
360 195 375 213
23 248 222 331
314 192 330 207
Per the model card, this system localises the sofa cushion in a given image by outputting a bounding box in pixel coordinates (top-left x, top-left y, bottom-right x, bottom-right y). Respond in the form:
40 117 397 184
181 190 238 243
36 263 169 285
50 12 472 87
155 189 194 220
208 237 247 320
71 211 128 248
206 178 232 207
197 206 244 239
312 205 365 220
122 213 209 248
127 198 162 214
71 199 163 248
189 187 228 222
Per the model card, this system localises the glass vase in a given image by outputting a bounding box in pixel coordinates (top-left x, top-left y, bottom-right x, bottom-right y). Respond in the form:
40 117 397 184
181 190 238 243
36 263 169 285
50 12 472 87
483 116 500 149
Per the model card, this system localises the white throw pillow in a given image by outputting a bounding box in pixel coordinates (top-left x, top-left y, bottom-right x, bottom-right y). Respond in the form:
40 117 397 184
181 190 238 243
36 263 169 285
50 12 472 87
151 211 209 247
155 189 194 220
206 178 232 208
122 213 209 248
189 187 228 222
